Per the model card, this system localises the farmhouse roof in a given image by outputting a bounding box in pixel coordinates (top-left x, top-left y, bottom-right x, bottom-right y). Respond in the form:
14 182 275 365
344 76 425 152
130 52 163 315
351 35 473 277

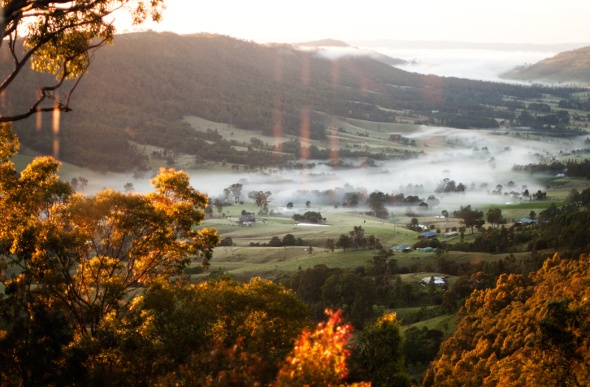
419 247 435 252
421 276 446 285
519 218 537 225
418 231 437 239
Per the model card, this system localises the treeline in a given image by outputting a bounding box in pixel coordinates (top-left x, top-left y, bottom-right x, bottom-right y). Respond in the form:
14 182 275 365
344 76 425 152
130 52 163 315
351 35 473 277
513 157 590 179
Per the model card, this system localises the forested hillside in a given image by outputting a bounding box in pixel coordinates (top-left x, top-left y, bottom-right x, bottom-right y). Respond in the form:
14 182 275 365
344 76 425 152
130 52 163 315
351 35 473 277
3 31 584 171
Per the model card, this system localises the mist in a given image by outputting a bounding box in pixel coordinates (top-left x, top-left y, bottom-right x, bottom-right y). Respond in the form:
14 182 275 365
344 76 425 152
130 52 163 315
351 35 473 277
369 47 556 82
77 125 579 217
69 43 580 215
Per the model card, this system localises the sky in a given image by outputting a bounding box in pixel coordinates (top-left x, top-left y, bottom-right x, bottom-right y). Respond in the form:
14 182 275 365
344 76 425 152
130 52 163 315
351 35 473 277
120 0 590 45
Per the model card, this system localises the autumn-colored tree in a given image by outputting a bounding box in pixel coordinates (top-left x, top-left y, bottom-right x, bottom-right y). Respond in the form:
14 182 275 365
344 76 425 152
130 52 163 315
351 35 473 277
1 0 165 122
275 310 370 387
424 253 590 386
0 129 219 384
68 277 311 386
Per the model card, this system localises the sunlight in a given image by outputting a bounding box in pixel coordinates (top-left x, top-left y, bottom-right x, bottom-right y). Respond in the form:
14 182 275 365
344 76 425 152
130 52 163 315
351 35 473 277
52 105 60 158
299 106 310 160
35 110 42 132
273 54 284 151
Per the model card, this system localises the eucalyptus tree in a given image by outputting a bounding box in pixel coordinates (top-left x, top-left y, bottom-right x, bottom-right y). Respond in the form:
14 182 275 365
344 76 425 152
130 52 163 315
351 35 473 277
1 0 165 122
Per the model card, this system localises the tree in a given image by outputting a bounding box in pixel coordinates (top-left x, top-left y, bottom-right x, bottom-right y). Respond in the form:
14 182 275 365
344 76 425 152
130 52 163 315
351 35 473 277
349 226 366 250
336 234 352 251
275 310 366 386
248 190 272 213
228 183 243 203
368 191 389 219
368 248 394 277
403 326 444 366
286 202 294 209
123 182 134 192
1 0 165 122
213 197 224 213
455 205 485 234
424 253 590 387
326 238 335 252
348 313 410 386
222 187 231 203
282 233 297 246
321 273 376 328
0 154 220 339
268 236 282 247
486 207 505 228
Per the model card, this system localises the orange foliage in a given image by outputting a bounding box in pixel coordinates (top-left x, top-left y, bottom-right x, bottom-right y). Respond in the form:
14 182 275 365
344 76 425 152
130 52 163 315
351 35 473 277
424 253 590 387
275 309 370 387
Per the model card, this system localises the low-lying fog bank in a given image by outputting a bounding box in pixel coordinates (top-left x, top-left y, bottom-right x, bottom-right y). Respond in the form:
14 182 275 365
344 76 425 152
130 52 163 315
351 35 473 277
70 125 582 215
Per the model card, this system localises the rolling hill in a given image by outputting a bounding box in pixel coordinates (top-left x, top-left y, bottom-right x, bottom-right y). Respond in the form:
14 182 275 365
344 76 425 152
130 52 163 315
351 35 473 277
2 31 584 171
502 45 590 86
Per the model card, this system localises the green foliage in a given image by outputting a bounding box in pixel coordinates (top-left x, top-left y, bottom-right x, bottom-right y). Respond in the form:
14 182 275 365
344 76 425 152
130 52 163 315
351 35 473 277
292 211 324 224
454 204 485 234
348 313 410 386
403 326 444 366
321 273 376 328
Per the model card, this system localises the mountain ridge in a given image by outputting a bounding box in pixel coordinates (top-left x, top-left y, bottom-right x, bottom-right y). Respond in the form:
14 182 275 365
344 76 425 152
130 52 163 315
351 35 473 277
3 31 583 171
502 45 590 86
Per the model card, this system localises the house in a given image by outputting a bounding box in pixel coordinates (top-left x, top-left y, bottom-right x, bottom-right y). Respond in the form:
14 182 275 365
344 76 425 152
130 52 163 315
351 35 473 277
418 231 437 239
443 231 458 238
238 215 256 226
392 245 412 253
420 276 447 286
519 218 537 225
418 247 435 253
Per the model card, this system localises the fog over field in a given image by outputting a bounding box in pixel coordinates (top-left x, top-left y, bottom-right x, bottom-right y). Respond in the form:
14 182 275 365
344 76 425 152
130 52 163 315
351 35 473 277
81 124 578 216
305 43 562 83
70 45 586 213
381 47 556 82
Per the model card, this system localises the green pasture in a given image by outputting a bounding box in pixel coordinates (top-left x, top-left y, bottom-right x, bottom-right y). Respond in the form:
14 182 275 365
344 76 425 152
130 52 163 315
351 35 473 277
404 313 458 338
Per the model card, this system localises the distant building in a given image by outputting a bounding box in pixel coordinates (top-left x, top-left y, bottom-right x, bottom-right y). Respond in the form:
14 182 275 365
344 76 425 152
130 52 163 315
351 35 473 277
420 276 447 286
443 231 458 237
418 231 437 239
392 245 412 253
418 247 435 253
238 215 256 226
519 218 537 225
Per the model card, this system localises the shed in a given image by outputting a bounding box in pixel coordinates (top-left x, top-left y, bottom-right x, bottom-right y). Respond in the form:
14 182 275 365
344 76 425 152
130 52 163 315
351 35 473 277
419 247 435 253
420 276 446 286
418 231 437 239
519 218 537 225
